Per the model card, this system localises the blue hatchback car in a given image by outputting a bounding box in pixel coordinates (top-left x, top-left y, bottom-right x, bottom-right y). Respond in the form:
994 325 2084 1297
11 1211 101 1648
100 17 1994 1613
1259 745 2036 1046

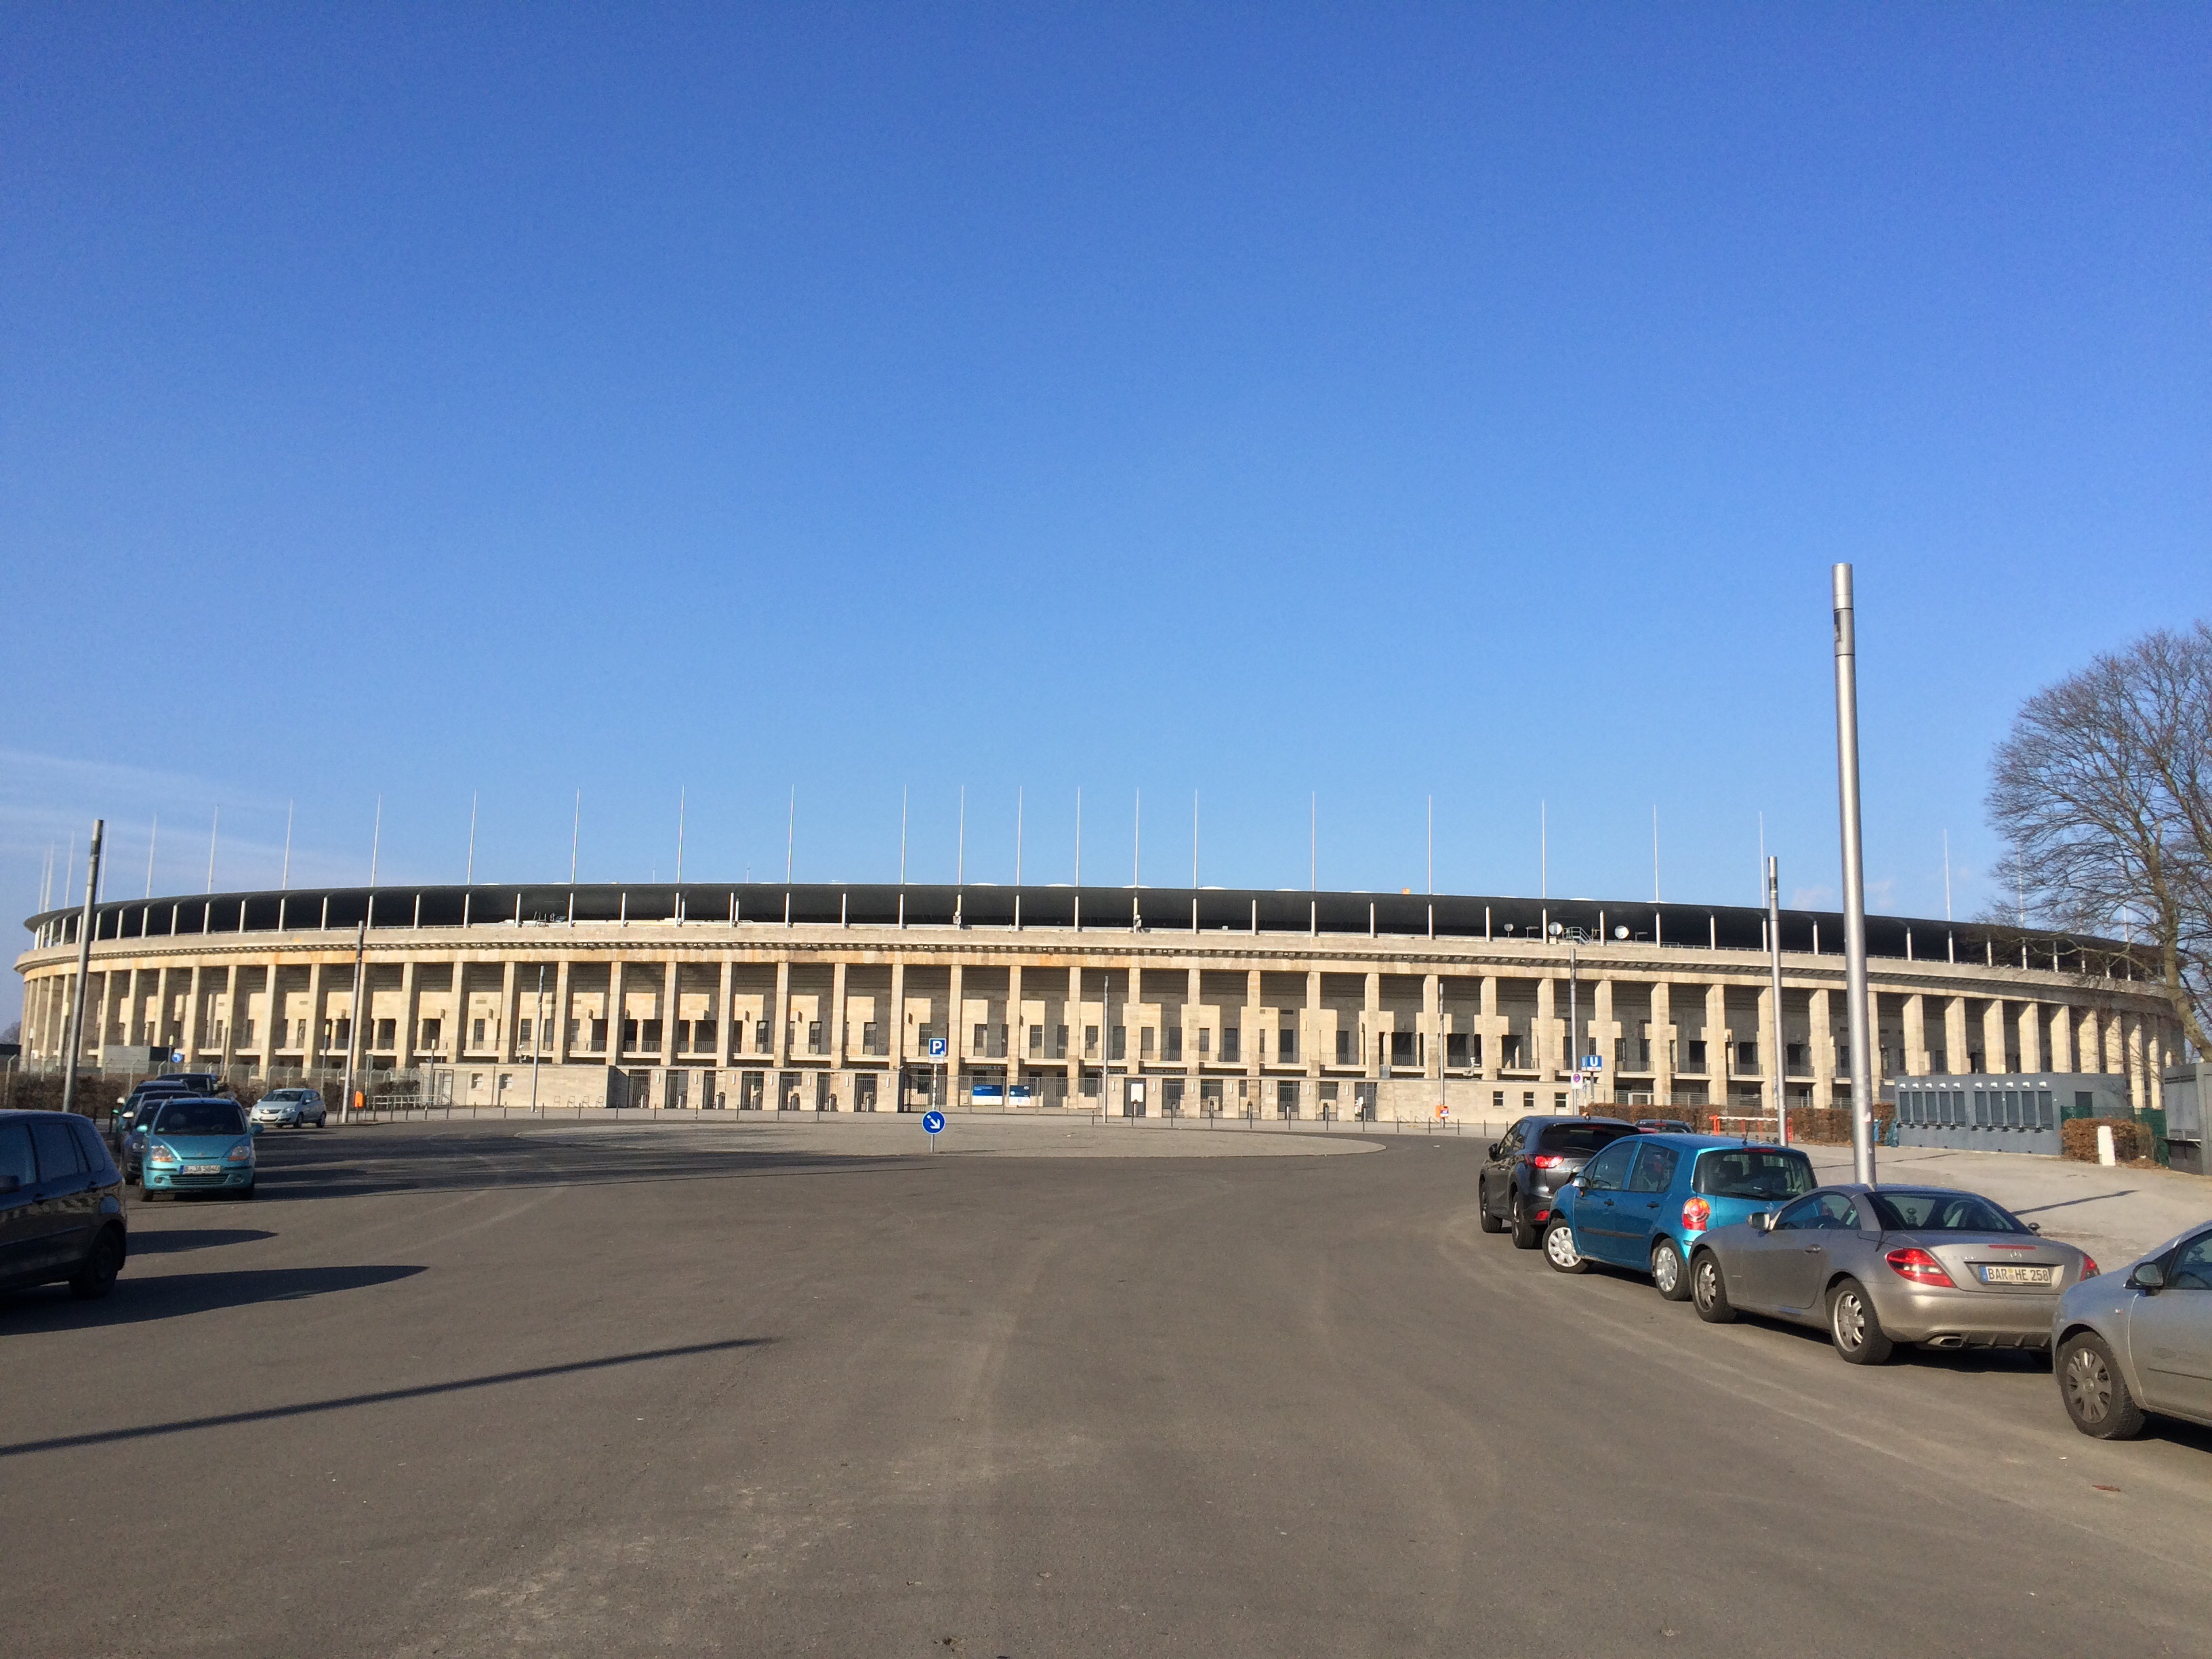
1542 1134 1815 1298
136 1097 258 1201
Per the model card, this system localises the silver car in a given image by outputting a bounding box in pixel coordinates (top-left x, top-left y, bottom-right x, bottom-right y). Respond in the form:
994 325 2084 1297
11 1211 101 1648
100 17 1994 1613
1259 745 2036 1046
250 1088 327 1129
1689 1184 2097 1364
2053 1223 2212 1439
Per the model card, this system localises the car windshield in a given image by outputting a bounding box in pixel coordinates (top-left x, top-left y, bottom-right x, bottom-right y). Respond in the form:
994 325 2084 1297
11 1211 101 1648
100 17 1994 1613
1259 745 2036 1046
262 1092 303 1103
1694 1149 1815 1200
1865 1190 2027 1234
1536 1122 1635 1155
151 1100 245 1137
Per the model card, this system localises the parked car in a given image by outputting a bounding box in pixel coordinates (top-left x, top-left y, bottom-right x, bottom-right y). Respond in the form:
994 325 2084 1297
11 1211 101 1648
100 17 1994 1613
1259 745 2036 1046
136 1097 258 1201
1478 1115 1641 1248
1635 1118 1696 1134
111 1079 196 1151
0 1109 129 1298
1542 1136 1816 1294
1689 1185 2096 1363
251 1088 327 1129
2053 1223 2212 1439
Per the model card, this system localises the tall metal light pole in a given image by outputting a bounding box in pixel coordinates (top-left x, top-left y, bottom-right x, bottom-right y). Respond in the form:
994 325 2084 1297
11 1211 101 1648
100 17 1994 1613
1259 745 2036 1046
1767 855 1788 1146
340 920 367 1124
60 820 104 1116
1832 565 1877 1184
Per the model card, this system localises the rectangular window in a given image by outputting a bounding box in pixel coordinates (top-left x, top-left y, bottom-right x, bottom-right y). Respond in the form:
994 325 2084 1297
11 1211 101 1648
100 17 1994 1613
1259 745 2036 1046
1054 1023 1068 1058
1163 1027 1181 1061
1111 1025 1126 1061
1336 1030 1353 1065
1197 1027 1210 1057
1737 1041 1757 1069
1221 1025 1240 1063
1687 1040 1707 1070
755 1019 771 1052
1391 1031 1416 1067
864 1020 882 1056
1493 1090 1505 1110
419 1019 441 1049
375 1018 396 1048
973 1023 987 1052
1028 1025 1042 1057
1085 1025 1099 1057
518 1019 533 1048
1446 1033 1469 1067
642 1019 663 1050
1973 1090 1989 1126
2036 1090 2053 1128
473 1018 487 1046
1278 1025 1298 1065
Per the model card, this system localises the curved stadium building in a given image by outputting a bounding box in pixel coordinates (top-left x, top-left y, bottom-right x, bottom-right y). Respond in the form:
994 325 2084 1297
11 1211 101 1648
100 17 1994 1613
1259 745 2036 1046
14 881 2184 1120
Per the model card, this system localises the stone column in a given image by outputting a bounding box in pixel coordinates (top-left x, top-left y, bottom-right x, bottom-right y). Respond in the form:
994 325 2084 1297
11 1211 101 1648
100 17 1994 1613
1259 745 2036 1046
1944 998 1969 1076
2126 1015 2146 1112
1184 964 1200 1089
1904 996 1929 1076
659 958 680 1067
1244 967 1263 1112
2048 1004 2074 1073
1363 970 1380 1080
947 961 965 1099
552 959 574 1063
1536 977 1557 1082
715 959 735 1064
1480 975 1502 1082
1650 981 1673 1103
607 958 626 1064
180 964 205 1062
832 958 850 1067
497 960 518 1062
1590 977 1618 1104
1006 960 1023 1084
1809 987 1835 1109
1704 983 1729 1103
2076 1008 2100 1073
771 958 790 1067
256 962 281 1075
2104 1012 2124 1078
1307 968 1325 1111
216 963 242 1074
94 969 118 1062
448 959 468 1061
1982 1000 2009 1074
300 960 324 1069
1064 960 1080 1105
1757 983 1780 1116
2018 1000 2043 1073
394 958 418 1069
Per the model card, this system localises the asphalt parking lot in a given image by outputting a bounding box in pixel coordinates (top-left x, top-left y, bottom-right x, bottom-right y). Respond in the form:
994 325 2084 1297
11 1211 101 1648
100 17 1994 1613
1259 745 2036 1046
6 1118 2210 1658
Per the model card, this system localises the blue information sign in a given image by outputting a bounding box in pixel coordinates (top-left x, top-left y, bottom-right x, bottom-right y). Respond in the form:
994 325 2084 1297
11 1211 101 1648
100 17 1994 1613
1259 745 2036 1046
922 1110 945 1136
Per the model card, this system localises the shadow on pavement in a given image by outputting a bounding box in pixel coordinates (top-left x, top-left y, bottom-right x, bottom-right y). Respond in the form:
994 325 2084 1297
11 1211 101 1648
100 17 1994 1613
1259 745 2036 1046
0 1265 426 1332
127 1229 279 1254
0 1334 772 1460
253 1134 922 1201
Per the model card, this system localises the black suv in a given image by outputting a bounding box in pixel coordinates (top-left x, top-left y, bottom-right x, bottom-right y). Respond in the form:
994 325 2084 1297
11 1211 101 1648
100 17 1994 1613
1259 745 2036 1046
1478 1115 1640 1248
0 1109 129 1300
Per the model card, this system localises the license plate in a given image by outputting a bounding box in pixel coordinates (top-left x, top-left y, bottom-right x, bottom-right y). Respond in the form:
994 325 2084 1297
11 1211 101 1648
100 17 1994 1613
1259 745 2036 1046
1978 1263 2053 1286
184 1163 220 1176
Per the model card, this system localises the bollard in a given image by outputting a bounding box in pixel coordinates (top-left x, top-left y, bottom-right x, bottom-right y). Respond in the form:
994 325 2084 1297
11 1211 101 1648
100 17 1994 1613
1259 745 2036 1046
2096 1124 2117 1167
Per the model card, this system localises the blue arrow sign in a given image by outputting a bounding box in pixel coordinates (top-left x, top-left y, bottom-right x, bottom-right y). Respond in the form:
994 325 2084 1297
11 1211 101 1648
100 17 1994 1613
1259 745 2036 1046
922 1110 945 1136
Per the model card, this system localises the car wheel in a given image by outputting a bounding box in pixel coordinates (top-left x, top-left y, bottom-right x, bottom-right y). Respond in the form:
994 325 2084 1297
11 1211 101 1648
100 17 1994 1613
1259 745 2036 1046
1652 1239 1692 1301
234 1182 257 1202
69 1228 125 1299
1511 1199 1541 1250
1477 1178 1504 1233
1692 1251 1736 1323
1829 1278 1894 1365
2058 1332 2146 1439
138 1179 165 1203
1543 1219 1588 1274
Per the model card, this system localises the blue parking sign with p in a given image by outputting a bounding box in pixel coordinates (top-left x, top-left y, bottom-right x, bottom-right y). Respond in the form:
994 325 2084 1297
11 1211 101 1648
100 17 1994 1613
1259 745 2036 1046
928 1036 947 1059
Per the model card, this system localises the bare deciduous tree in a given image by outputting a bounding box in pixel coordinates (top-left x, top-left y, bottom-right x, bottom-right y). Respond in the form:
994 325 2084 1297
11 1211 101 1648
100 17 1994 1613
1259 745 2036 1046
1987 621 2211 1058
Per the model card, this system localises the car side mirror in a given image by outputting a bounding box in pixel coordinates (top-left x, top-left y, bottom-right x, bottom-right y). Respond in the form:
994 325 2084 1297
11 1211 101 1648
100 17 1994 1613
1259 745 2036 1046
0 1174 18 1195
2129 1261 2166 1293
1750 1212 1774 1233
2028 1222 2041 1234
1487 1142 1502 1159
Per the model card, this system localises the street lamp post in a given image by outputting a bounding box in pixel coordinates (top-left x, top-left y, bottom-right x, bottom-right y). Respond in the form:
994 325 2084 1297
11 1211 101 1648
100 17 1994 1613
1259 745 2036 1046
1831 565 1877 1185
60 820 104 1118
1767 855 1788 1146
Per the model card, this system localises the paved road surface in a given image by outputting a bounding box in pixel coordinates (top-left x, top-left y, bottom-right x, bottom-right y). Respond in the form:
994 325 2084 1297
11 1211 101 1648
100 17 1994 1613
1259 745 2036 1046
5 1121 2208 1657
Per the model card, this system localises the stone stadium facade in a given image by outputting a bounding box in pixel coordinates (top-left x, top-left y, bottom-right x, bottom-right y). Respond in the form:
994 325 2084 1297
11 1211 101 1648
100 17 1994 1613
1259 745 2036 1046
14 881 2185 1120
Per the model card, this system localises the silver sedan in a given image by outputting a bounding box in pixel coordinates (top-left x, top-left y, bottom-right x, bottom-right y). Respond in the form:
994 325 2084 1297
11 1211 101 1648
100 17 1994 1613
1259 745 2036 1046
2053 1223 2212 1439
1689 1184 2097 1364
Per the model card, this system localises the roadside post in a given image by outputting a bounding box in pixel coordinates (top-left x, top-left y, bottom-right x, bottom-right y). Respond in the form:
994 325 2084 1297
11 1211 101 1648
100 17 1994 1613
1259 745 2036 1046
59 819 104 1118
922 1108 945 1151
1831 565 1878 1185
1766 855 1788 1145
928 1035 947 1115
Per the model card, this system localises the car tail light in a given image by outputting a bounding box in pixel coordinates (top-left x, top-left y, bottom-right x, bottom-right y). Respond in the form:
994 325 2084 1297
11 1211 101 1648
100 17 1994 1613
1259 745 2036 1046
1530 1155 1565 1170
1885 1247 1954 1288
2081 1256 2099 1280
1681 1197 1711 1233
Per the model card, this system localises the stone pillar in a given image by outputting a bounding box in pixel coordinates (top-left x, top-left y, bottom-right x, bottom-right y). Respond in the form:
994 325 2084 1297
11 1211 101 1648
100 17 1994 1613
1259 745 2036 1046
2047 1004 2074 1073
1535 977 1557 1082
1705 983 1729 1103
1589 977 1619 1104
771 958 790 1067
497 960 518 1062
1757 983 1780 1115
1982 999 2009 1074
2127 1015 2146 1112
256 962 281 1075
832 958 850 1066
448 959 468 1061
1904 996 1929 1077
1944 998 1969 1076
1424 972 1442 1082
947 961 965 1097
1185 964 1201 1088
715 959 735 1064
300 960 324 1069
1244 968 1263 1110
659 958 680 1067
1363 970 1381 1080
1809 987 1835 1109
2104 1012 2124 1079
1065 960 1080 1105
395 958 418 1069
1308 968 1324 1109
1480 975 1501 1083
1006 960 1023 1083
552 959 573 1063
180 964 205 1062
607 958 626 1063
1651 981 1674 1103
2018 1000 2042 1073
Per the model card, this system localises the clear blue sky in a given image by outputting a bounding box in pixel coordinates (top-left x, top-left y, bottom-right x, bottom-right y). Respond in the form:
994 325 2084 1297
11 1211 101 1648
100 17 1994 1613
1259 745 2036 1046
5 5 2207 1025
